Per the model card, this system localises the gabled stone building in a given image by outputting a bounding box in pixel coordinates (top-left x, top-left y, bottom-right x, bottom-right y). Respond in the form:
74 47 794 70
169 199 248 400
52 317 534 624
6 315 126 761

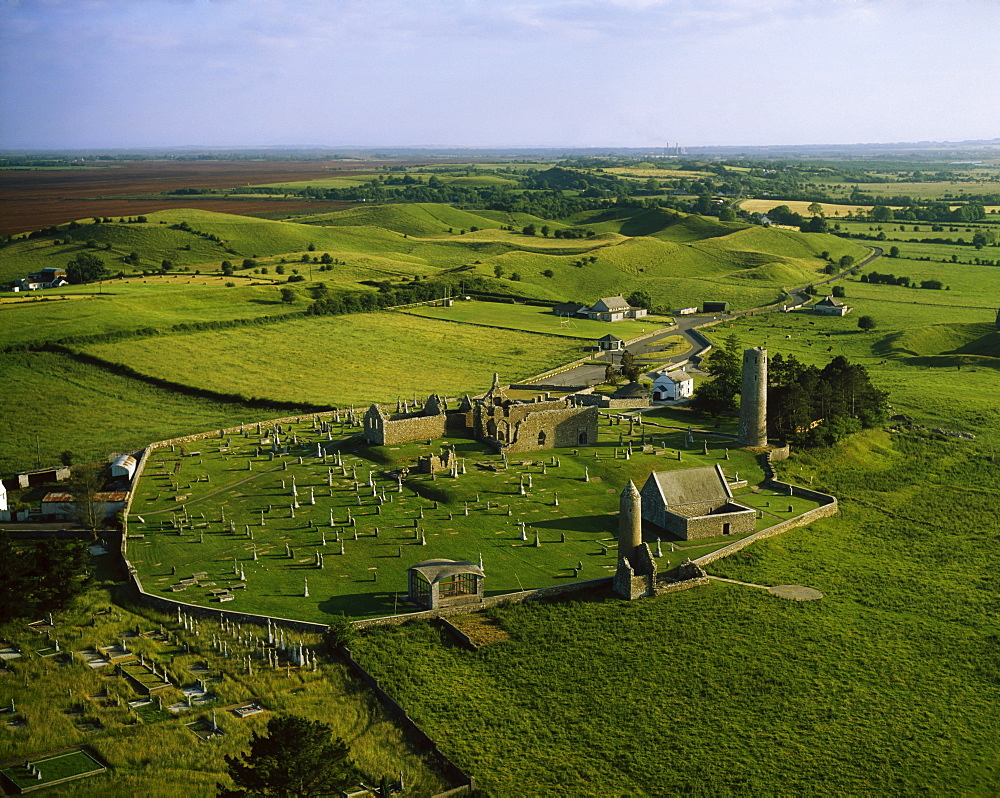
640 464 755 540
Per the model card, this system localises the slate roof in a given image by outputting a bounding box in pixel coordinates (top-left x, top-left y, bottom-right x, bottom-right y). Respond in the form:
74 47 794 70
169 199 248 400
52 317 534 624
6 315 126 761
816 296 845 307
592 295 631 313
652 369 692 384
644 464 732 507
598 334 624 343
612 381 652 399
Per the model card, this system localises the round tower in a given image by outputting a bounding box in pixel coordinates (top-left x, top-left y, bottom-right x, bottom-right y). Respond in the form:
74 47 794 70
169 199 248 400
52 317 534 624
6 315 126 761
738 347 768 447
618 480 642 561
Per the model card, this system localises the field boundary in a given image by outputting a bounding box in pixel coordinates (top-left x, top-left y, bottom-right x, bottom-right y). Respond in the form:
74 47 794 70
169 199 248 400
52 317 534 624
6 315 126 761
336 646 476 796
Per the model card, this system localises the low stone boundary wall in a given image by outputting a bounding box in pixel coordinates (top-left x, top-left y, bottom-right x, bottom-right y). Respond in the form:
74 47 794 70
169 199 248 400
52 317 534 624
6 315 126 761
692 452 839 568
437 618 479 652
126 563 330 634
337 646 476 795
353 577 613 629
692 501 839 568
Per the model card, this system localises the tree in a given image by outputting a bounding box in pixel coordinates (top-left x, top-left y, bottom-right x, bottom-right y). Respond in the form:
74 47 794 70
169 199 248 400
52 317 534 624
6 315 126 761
626 289 654 311
59 450 75 466
889 246 900 258
220 715 359 798
540 225 550 237
692 332 742 415
857 315 876 333
279 288 296 304
0 533 90 623
541 269 554 278
65 252 108 284
832 285 846 298
222 262 234 277
493 264 504 279
64 466 109 540
522 224 537 236
620 349 640 383
320 253 333 265
807 202 824 217
838 255 855 270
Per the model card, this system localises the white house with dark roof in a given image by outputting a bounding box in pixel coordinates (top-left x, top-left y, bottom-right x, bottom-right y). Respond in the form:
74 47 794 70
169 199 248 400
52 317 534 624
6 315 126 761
649 368 694 401
597 334 625 351
813 296 852 316
586 295 647 322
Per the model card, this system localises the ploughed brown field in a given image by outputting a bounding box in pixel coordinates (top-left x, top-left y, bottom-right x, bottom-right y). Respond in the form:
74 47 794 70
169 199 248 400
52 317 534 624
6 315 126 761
0 159 435 235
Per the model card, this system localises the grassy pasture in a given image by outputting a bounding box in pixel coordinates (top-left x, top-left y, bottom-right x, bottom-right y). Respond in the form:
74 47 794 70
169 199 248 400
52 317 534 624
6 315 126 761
350 426 1000 796
126 418 775 620
0 351 291 476
400 301 668 340
0 278 301 348
0 587 448 796
739 199 883 217
78 312 584 408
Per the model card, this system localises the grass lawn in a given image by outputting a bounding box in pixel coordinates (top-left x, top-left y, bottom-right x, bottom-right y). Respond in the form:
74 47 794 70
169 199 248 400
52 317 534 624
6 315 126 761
400 300 670 341
127 417 777 620
77 312 586 407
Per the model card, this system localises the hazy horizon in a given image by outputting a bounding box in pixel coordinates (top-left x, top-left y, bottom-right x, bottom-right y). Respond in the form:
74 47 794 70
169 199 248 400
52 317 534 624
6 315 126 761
2 0 998 151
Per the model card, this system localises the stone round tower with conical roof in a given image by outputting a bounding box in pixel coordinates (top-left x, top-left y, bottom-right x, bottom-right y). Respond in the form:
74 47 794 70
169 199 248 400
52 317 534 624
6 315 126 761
738 347 768 447
618 479 642 562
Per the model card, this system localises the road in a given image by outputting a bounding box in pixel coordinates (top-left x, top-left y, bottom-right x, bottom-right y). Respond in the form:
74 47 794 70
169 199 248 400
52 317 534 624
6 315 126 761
530 245 882 390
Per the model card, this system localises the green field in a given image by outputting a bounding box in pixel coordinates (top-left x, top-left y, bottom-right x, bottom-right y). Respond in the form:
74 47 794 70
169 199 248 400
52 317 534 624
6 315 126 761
125 421 779 620
0 351 295 477
401 300 669 340
77 312 584 408
351 427 1000 796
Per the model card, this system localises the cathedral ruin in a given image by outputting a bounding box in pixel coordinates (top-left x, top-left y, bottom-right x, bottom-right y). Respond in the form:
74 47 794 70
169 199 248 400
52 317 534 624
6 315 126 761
363 374 599 454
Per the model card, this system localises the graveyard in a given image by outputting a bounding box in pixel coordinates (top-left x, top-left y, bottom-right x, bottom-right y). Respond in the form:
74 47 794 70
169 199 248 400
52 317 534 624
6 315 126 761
125 409 824 622
0 588 448 796
0 747 108 794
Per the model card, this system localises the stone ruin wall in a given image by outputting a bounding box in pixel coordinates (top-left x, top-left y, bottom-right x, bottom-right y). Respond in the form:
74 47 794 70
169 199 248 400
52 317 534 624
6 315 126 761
682 508 756 541
494 405 599 454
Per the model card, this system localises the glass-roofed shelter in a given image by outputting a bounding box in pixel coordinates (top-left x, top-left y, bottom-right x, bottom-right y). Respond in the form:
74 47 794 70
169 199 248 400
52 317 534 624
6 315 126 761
407 559 485 610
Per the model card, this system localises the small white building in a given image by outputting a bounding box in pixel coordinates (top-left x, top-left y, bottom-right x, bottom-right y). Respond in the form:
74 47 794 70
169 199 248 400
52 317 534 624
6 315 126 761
813 296 852 316
110 454 138 481
0 480 8 512
650 369 694 401
598 334 625 351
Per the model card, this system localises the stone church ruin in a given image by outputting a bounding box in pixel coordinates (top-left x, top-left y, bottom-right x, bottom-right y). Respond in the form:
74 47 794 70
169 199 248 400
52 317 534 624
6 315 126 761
363 374 599 454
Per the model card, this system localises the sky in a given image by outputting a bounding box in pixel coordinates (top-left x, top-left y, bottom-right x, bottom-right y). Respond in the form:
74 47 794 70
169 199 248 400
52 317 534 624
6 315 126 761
1 0 998 150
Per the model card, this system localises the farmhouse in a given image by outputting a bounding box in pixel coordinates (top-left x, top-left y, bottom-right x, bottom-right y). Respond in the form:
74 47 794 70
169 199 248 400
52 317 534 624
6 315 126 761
640 464 755 540
14 267 69 291
813 296 852 316
407 559 485 610
584 296 647 322
649 368 694 401
0 479 7 512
